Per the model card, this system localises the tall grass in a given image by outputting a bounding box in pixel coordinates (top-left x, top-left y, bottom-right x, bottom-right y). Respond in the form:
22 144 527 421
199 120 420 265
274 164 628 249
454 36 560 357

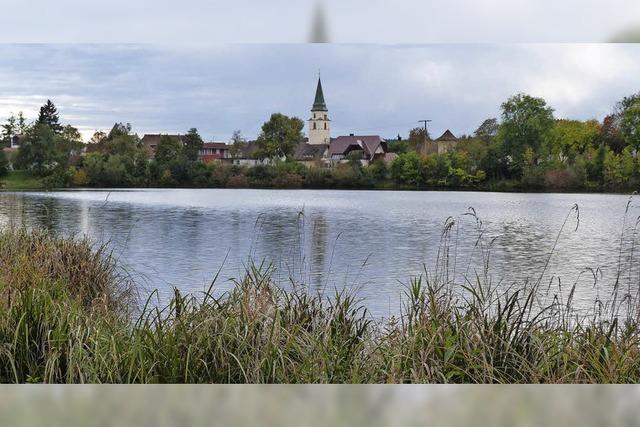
1 220 640 383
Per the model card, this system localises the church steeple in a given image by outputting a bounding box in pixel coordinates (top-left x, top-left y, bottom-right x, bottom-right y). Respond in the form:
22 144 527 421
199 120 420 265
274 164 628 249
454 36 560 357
312 77 328 112
308 75 330 145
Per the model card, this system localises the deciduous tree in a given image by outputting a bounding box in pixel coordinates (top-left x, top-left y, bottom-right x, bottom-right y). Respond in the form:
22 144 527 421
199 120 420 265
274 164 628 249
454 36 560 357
408 127 430 151
255 113 304 160
229 130 247 159
620 99 640 152
474 118 499 143
497 93 555 174
155 135 184 164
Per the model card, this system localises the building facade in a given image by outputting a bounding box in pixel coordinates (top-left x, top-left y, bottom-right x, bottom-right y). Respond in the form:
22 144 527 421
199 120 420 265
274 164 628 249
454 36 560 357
198 142 230 163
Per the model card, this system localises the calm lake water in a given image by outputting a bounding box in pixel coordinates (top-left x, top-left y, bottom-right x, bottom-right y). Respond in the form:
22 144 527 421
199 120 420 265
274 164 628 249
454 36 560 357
1 189 639 316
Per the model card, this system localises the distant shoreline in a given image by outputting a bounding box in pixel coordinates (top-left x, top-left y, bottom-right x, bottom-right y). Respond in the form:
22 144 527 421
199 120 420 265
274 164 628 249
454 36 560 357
1 183 635 198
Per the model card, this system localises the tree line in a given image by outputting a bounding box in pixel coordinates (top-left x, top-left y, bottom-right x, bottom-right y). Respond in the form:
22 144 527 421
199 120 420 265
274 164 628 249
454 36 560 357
2 92 640 191
390 92 640 191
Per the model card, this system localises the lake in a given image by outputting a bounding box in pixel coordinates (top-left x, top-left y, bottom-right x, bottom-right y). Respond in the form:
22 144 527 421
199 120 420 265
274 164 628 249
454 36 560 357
1 189 638 317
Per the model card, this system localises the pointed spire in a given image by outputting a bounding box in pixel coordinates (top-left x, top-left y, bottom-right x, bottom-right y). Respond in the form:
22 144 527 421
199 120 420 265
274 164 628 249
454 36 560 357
312 77 328 112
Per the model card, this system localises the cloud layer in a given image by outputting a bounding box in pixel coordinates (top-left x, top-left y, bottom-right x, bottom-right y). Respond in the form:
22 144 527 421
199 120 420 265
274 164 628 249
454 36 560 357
0 44 638 141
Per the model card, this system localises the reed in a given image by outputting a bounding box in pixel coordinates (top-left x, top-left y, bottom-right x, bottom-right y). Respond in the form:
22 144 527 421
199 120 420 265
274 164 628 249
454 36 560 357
0 221 639 384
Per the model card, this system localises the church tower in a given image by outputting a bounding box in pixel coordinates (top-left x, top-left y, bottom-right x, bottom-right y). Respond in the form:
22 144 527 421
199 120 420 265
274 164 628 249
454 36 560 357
308 76 331 145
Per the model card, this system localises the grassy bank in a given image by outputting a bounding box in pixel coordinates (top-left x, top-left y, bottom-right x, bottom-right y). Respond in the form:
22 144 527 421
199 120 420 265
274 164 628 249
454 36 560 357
0 228 639 383
0 170 43 190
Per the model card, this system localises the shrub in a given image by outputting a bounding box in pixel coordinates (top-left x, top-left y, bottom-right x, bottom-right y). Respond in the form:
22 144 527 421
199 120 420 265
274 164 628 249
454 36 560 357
227 174 249 188
159 169 176 187
71 168 89 187
303 167 332 188
331 163 359 188
271 172 303 188
544 168 577 189
0 229 132 312
0 150 8 177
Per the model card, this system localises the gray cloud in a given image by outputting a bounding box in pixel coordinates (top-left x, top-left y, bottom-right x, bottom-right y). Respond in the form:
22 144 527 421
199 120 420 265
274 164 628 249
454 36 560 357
0 44 638 141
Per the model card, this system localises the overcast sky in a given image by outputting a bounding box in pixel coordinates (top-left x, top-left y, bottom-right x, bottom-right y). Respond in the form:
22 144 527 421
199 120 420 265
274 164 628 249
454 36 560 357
0 44 638 142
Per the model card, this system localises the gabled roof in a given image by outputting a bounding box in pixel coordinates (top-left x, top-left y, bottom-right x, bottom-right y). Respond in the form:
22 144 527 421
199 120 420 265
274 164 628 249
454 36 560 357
312 77 328 112
294 142 328 160
436 130 458 141
329 135 386 159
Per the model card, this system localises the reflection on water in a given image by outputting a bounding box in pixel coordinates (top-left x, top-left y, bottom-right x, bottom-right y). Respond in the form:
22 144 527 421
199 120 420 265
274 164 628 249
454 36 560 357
0 189 637 316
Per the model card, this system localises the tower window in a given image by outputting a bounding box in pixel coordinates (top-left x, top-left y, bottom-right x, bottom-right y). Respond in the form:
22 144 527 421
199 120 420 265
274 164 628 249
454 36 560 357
324 123 327 130
324 114 327 120
313 122 316 130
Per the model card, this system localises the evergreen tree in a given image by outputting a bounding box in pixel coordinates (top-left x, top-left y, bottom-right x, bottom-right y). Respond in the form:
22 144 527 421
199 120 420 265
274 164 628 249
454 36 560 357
1 114 17 147
16 111 28 135
36 100 63 134
183 128 204 162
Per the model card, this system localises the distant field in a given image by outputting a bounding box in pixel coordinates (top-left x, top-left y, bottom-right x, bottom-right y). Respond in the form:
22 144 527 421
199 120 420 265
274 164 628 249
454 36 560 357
0 170 43 190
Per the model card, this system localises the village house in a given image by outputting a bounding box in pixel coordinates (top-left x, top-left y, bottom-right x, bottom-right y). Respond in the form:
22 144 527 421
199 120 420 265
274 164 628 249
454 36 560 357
198 142 230 163
2 135 22 151
327 135 387 163
8 135 21 149
229 141 274 167
293 139 327 166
